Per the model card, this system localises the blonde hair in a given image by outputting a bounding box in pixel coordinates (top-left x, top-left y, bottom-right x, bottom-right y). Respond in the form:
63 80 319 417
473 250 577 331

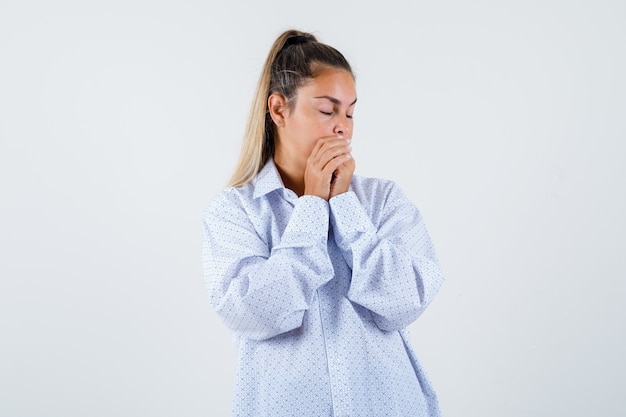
227 29 353 187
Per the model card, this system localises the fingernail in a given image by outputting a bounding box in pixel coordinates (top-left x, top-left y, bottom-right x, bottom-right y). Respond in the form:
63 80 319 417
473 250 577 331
345 139 352 144
347 145 352 151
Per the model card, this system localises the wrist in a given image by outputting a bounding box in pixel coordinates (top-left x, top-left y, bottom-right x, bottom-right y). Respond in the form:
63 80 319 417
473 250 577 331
304 186 329 201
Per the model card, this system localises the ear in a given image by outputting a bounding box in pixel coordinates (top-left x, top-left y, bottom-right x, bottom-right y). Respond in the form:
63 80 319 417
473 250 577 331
268 93 288 126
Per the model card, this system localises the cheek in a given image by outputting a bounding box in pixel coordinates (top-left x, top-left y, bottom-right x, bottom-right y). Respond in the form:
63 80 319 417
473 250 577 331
297 121 328 149
313 119 336 138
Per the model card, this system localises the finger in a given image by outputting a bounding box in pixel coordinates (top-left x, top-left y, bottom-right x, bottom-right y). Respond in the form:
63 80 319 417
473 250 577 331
321 152 352 177
312 138 352 166
332 156 355 176
331 159 355 182
310 137 351 161
318 145 352 168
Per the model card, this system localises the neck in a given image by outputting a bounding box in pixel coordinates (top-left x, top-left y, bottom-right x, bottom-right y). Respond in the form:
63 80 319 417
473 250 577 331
273 148 305 197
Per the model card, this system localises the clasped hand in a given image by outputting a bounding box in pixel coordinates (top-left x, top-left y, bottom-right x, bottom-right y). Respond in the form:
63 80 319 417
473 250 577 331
303 136 354 201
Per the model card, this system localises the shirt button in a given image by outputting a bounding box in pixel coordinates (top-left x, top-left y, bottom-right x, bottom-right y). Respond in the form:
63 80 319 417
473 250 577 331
335 358 341 365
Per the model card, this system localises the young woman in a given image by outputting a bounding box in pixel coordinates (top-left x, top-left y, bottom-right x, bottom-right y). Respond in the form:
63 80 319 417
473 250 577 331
202 29 444 417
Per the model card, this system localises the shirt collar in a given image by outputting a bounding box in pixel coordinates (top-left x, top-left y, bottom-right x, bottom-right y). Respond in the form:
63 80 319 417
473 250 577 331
252 158 285 199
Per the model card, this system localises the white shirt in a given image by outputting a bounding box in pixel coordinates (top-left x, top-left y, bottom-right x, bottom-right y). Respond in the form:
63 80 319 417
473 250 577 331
202 159 444 416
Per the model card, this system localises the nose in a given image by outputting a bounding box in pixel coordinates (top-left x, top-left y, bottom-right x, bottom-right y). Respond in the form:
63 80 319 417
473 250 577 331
333 115 351 138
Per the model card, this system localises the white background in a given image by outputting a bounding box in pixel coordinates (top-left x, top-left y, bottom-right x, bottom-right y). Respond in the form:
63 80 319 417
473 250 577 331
1 0 625 416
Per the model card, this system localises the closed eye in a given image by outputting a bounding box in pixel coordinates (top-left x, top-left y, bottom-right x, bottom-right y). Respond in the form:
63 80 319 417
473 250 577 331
320 111 354 119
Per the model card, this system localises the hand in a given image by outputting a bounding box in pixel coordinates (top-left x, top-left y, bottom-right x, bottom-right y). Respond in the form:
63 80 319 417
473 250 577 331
304 136 354 201
329 145 355 199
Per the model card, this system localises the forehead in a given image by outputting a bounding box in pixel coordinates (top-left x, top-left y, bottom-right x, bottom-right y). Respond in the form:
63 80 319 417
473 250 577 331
299 68 356 101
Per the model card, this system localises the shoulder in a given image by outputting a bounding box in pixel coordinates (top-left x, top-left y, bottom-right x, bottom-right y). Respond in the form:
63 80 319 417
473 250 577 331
347 174 417 223
351 173 394 191
350 174 404 203
203 183 255 222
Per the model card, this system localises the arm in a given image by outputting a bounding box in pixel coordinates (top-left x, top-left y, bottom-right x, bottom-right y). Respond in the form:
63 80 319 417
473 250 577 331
329 183 444 332
202 190 334 341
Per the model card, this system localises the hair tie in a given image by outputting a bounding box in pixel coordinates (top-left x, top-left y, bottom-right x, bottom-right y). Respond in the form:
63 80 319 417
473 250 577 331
283 35 312 49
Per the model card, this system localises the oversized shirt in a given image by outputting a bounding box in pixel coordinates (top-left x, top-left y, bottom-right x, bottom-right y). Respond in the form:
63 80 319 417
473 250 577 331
202 159 444 417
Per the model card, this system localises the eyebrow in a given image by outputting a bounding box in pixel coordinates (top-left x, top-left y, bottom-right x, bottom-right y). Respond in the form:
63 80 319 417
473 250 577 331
313 95 358 106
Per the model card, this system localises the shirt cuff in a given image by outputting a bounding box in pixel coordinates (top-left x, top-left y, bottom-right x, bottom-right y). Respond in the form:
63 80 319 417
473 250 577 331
329 191 376 249
275 195 330 249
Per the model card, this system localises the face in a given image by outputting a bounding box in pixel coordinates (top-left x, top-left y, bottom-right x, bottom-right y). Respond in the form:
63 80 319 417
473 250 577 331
272 67 357 169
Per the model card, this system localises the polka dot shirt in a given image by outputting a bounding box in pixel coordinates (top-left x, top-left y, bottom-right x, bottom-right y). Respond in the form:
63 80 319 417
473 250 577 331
202 159 444 416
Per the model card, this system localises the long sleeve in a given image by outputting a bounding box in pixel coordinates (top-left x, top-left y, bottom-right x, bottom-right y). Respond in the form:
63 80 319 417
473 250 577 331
202 190 334 341
329 183 444 332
